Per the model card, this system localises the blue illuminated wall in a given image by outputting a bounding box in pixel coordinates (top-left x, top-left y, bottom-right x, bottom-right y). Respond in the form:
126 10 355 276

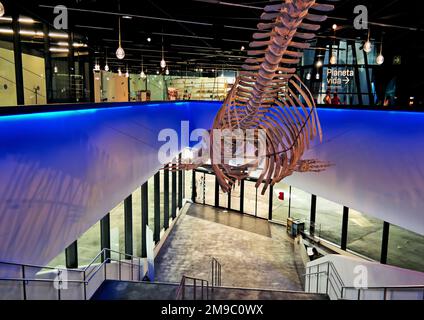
0 101 423 267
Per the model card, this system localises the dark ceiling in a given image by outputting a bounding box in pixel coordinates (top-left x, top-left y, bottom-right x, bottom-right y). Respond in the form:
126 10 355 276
10 0 424 74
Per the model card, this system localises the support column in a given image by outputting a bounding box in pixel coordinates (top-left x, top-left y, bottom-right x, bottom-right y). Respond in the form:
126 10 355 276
268 185 274 220
154 172 160 243
214 176 219 207
65 241 78 269
11 11 24 105
191 170 196 202
178 165 183 209
380 222 390 264
240 180 244 213
43 23 53 103
288 186 292 218
171 170 177 219
341 206 349 250
124 195 133 259
100 213 111 262
164 165 170 230
310 195 317 236
141 181 148 258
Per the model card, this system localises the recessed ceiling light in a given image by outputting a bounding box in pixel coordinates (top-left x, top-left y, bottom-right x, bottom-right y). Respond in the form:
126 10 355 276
147 37 151 42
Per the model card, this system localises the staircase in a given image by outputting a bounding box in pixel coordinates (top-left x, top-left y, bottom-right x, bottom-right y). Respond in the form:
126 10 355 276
91 280 328 300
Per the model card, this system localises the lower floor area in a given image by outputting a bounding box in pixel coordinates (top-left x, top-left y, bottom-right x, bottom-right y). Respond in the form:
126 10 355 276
155 204 302 291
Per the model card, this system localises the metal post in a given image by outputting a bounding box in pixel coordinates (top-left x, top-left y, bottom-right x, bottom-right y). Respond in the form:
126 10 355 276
288 186 292 218
191 170 196 202
240 180 244 213
119 252 122 281
154 172 160 243
100 213 111 263
171 170 177 219
194 278 197 300
268 184 273 220
316 264 320 293
11 10 24 105
164 165 170 230
380 222 390 264
22 265 27 300
214 176 219 207
178 155 183 208
341 206 349 250
357 289 361 300
141 181 148 258
65 241 78 268
310 195 317 236
124 195 133 259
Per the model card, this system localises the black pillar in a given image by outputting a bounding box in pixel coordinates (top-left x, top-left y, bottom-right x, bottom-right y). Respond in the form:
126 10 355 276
227 190 231 210
171 170 177 219
43 23 53 103
154 172 160 243
341 206 349 250
124 195 133 259
380 222 390 264
288 186 292 218
240 180 244 213
11 11 24 105
310 195 317 236
191 170 196 202
67 32 75 103
214 176 219 207
178 168 183 209
141 181 148 258
268 185 273 220
164 165 170 230
65 241 78 269
100 213 111 262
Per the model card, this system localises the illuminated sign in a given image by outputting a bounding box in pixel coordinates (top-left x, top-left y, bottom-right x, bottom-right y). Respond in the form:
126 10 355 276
327 68 354 86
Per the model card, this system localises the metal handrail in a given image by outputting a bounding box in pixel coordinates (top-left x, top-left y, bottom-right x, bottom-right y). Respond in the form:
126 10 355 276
211 257 222 289
176 275 209 300
0 248 144 300
305 261 424 300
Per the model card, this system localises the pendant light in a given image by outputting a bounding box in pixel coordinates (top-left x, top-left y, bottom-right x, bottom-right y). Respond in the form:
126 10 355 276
376 34 384 65
330 25 337 65
0 2 5 17
118 67 122 77
160 35 166 69
116 17 125 59
165 68 169 75
104 49 109 71
125 65 129 78
140 56 146 79
363 29 372 53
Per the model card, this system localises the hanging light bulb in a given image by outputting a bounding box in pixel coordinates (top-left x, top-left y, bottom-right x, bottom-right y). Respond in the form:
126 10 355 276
0 2 5 17
140 55 147 79
306 72 311 80
363 30 372 53
104 48 109 71
330 54 337 65
165 68 169 75
160 35 166 68
316 60 323 68
316 73 320 80
53 65 58 74
118 68 122 77
376 34 384 65
116 17 125 59
125 66 129 78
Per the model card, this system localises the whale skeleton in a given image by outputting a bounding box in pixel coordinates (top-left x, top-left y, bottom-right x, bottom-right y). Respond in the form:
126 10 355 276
177 0 336 194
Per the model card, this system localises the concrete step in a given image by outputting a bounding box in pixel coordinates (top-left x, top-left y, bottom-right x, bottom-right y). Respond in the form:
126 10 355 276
91 280 329 300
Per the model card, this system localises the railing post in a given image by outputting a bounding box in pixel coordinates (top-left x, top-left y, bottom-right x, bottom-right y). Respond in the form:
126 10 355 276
316 264 320 293
357 289 361 300
194 278 197 300
383 287 387 300
201 280 204 300
119 252 122 281
326 263 330 295
182 277 185 300
83 272 87 300
21 265 27 300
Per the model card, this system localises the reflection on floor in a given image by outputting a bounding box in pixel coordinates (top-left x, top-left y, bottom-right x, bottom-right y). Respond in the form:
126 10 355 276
155 204 303 291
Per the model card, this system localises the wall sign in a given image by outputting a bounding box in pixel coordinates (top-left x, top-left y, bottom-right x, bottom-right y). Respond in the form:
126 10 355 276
327 68 355 87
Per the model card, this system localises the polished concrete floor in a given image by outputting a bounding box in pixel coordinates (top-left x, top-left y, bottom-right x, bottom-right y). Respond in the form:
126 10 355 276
154 204 303 291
